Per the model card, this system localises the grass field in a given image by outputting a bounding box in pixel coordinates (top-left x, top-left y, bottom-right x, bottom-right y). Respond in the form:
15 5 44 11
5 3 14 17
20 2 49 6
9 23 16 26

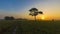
0 20 60 34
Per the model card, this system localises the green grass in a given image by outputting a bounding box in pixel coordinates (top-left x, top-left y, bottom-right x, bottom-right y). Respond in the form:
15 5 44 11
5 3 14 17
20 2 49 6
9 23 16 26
0 20 60 34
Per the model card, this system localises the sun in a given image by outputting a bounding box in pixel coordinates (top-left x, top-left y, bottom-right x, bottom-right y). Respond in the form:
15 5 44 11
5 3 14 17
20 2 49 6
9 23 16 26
41 15 45 20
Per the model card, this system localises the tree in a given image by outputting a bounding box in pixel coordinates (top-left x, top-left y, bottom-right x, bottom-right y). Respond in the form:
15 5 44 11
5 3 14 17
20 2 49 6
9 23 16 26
29 8 43 21
10 16 15 20
4 16 10 20
4 16 15 20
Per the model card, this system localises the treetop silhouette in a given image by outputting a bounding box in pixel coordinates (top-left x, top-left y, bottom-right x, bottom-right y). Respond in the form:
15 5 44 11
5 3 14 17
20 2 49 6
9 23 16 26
29 8 43 21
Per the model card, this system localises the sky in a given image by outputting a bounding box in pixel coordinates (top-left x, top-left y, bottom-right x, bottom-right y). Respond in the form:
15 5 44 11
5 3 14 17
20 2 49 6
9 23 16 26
0 0 60 20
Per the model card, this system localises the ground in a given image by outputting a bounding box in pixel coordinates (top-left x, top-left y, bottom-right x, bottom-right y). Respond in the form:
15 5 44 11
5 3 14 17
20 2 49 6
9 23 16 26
0 20 60 34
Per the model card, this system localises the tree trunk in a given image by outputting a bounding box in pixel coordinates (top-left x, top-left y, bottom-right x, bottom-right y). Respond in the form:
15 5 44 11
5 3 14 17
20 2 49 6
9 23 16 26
34 16 36 21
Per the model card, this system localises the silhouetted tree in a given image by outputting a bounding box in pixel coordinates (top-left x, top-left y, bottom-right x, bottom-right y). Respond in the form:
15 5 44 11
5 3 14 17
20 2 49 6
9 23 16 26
10 16 15 20
4 16 10 20
4 16 15 20
29 8 43 21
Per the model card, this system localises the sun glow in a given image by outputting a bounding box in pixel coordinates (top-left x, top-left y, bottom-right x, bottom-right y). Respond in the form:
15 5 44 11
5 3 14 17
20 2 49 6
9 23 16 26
37 15 45 20
41 15 45 20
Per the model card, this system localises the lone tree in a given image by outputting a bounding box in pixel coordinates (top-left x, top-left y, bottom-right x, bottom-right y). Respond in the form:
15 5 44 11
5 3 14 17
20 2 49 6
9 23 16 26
29 8 43 21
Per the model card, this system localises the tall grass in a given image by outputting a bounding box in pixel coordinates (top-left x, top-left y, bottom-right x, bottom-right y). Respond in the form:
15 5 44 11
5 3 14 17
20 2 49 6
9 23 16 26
0 20 60 34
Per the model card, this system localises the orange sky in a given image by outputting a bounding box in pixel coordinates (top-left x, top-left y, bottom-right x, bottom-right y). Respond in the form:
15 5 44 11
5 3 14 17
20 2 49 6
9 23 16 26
0 0 60 20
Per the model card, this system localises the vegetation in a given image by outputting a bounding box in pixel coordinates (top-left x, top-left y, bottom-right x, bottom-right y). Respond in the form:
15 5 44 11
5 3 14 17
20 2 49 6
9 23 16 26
0 20 60 34
29 8 43 21
4 16 15 20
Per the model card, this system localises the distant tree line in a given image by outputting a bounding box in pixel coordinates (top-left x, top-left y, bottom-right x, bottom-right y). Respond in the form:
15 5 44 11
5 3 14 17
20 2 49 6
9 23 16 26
4 16 27 20
4 16 15 20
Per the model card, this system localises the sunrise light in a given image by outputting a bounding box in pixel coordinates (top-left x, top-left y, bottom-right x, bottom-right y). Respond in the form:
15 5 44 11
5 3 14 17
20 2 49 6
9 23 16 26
41 15 45 20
